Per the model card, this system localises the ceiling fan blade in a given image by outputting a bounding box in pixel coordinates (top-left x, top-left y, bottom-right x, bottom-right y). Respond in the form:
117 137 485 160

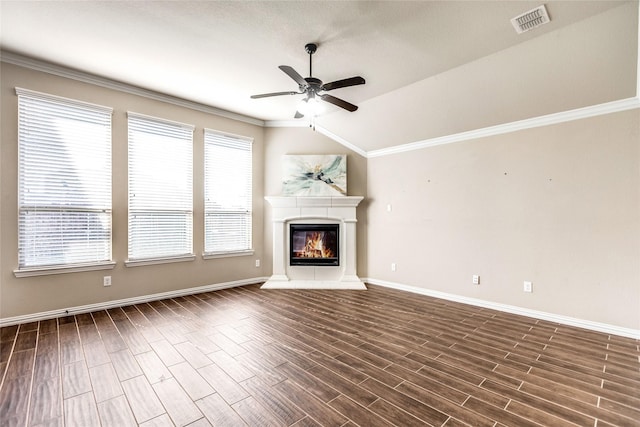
319 94 358 112
279 65 308 88
250 91 300 99
321 76 365 92
294 111 304 119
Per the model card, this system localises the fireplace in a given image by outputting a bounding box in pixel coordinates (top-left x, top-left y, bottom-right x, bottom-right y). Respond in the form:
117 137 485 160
262 196 366 290
290 224 339 266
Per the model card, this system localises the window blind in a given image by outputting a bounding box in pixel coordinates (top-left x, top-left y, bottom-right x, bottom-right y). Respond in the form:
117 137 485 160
17 88 113 269
128 113 194 261
204 129 253 254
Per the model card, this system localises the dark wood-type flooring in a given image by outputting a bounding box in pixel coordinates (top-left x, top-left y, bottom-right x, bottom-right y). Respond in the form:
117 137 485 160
1 284 639 426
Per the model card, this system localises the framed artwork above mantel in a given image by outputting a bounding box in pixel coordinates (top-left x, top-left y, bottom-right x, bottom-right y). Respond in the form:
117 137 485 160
282 154 347 196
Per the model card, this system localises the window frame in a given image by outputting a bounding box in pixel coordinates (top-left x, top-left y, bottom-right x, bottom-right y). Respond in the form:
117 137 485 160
126 112 195 267
203 128 254 258
14 88 115 277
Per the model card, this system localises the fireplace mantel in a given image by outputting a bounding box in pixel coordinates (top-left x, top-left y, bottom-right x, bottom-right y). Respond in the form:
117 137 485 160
262 196 366 290
265 196 363 209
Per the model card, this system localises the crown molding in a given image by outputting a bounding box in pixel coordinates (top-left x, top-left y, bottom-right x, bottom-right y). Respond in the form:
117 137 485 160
1 51 265 127
267 1 640 158
263 97 640 159
264 119 368 157
4 50 638 159
264 120 309 128
366 97 640 158
316 125 368 158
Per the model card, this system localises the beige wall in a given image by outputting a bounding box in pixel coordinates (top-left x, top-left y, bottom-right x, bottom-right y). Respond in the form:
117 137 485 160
366 109 640 330
2 60 639 334
262 127 368 277
320 2 639 152
0 63 266 319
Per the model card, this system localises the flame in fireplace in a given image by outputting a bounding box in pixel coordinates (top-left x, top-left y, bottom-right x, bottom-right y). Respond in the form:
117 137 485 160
296 232 335 258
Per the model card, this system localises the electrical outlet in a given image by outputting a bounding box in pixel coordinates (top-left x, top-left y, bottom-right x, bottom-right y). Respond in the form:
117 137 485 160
523 281 533 293
473 275 480 285
103 276 112 287
255 259 260 268
391 263 397 272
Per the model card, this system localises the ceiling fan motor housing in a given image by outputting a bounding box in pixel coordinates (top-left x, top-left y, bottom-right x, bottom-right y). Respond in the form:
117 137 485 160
304 77 323 93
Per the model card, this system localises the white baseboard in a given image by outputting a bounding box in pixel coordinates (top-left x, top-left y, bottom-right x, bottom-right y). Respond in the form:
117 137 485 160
4 276 637 340
0 276 269 327
364 278 640 340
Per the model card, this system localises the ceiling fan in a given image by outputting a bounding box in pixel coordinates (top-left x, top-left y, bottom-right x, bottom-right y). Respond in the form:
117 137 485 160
251 43 365 119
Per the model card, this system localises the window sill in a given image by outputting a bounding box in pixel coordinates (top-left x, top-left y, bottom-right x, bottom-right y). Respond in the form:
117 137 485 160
125 254 196 268
14 261 116 278
203 249 254 260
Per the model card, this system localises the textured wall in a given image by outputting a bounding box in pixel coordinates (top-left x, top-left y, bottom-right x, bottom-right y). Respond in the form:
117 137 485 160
366 110 640 330
0 63 266 319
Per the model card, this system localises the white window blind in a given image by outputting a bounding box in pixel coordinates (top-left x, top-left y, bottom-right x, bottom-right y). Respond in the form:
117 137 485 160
204 129 253 254
17 88 113 269
128 113 194 261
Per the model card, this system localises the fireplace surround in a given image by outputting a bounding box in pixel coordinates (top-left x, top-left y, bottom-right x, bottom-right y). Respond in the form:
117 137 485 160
261 196 366 289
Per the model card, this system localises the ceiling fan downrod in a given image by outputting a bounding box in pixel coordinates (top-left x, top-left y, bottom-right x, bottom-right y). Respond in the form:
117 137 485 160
305 43 317 77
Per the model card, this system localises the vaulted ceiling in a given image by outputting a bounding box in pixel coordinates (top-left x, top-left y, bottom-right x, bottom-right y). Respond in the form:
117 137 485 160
1 1 637 154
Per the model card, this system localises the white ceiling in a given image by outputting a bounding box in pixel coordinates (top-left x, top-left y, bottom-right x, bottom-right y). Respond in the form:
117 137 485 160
1 1 636 153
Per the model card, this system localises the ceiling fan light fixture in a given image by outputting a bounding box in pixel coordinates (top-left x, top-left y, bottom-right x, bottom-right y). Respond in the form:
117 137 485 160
297 95 324 117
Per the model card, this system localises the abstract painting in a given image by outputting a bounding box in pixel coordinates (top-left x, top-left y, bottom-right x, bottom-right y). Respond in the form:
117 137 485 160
282 155 347 196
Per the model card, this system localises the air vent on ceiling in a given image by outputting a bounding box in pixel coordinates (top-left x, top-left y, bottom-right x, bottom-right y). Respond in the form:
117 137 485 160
511 5 550 34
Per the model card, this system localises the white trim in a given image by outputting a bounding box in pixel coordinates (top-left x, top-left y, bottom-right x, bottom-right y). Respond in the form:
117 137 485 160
127 111 195 131
263 97 640 159
203 128 254 143
15 87 113 114
261 279 367 290
364 278 640 340
2 51 264 127
4 44 639 159
366 97 640 158
265 196 363 209
263 120 308 128
315 125 368 158
125 254 196 267
0 277 269 327
261 119 369 157
202 249 254 260
14 261 116 278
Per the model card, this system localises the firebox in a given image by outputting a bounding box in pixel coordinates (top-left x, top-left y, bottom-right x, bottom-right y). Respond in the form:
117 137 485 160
289 223 339 266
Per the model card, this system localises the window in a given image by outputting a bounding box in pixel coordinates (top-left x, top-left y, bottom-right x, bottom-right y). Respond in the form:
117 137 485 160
127 113 194 264
16 88 113 273
204 129 253 255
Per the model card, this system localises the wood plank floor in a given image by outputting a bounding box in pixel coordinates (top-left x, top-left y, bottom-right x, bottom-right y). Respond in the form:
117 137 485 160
1 284 638 426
